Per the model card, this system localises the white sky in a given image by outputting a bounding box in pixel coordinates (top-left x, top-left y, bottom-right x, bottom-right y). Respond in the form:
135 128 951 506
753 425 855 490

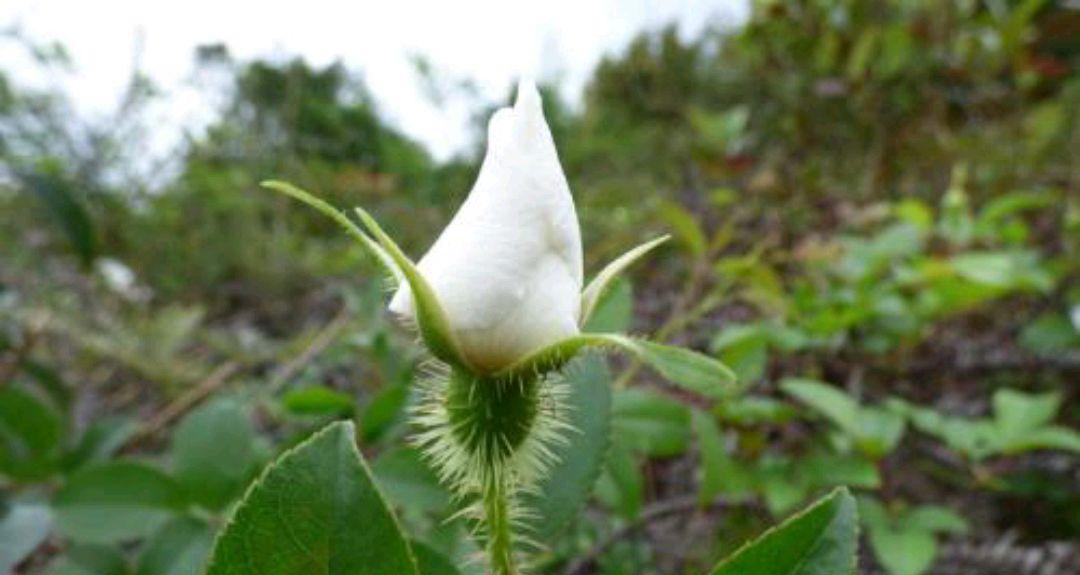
2 0 748 160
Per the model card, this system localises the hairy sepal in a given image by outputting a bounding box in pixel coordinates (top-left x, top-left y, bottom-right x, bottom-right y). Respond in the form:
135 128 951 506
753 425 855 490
497 333 738 399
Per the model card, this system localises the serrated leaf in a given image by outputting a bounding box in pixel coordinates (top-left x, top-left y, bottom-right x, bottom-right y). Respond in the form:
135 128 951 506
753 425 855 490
205 421 418 575
579 236 667 326
708 488 859 575
136 517 214 575
522 356 613 538
54 461 187 544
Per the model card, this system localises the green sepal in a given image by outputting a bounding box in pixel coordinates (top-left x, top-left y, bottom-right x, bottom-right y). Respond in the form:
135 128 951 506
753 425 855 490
496 333 736 399
352 207 470 372
260 181 401 284
579 236 669 326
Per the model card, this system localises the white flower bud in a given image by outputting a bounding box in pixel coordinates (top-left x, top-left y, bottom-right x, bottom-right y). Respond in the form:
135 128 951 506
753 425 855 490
389 79 583 372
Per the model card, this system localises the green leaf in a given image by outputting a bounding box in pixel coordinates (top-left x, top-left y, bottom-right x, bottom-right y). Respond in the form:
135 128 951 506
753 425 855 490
582 277 633 333
499 333 736 400
170 399 260 511
49 545 130 575
659 201 707 256
0 502 51 572
1003 426 1080 454
595 441 643 520
372 447 451 515
282 386 356 417
691 409 726 504
708 488 859 575
713 396 797 426
868 527 936 575
63 416 138 472
579 236 668 326
411 541 463 575
359 383 408 443
0 386 63 480
711 324 770 383
803 452 880 490
782 379 859 433
136 517 214 575
205 421 418 575
523 355 613 538
1019 313 1080 356
54 461 187 544
992 389 1060 436
906 507 968 534
612 388 691 457
353 206 468 371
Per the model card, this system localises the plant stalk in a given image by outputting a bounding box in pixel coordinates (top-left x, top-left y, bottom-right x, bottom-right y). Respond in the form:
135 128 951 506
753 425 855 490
483 468 518 575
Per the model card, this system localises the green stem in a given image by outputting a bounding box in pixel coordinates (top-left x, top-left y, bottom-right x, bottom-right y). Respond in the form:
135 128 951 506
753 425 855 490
483 469 518 575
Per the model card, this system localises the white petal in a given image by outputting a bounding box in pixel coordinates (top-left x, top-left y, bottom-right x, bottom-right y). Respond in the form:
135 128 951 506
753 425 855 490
390 79 583 372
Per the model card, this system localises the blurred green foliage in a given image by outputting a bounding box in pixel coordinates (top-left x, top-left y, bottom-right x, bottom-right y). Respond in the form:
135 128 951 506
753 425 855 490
1 1 1078 574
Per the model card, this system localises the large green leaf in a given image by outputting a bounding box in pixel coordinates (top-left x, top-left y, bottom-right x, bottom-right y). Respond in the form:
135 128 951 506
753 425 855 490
53 461 187 544
170 398 261 510
708 488 859 575
0 501 51 572
204 421 419 575
522 355 613 539
136 517 215 575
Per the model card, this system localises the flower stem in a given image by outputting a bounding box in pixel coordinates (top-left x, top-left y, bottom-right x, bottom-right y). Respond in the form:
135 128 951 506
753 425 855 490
483 468 518 575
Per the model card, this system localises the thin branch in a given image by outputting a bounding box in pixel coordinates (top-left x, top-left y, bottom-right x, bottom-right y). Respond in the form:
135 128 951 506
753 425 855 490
123 361 240 450
268 306 352 393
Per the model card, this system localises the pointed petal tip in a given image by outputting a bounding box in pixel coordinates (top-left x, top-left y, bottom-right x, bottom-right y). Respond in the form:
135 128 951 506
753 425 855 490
515 78 542 112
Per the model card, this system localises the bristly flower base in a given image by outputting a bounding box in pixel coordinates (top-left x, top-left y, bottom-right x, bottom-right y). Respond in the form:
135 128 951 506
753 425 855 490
410 363 574 573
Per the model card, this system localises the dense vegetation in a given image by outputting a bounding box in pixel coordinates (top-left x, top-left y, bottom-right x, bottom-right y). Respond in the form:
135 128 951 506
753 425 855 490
1 1 1077 574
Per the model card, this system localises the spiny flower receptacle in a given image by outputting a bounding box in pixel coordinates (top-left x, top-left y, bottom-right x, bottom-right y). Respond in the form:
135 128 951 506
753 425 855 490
410 365 573 573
